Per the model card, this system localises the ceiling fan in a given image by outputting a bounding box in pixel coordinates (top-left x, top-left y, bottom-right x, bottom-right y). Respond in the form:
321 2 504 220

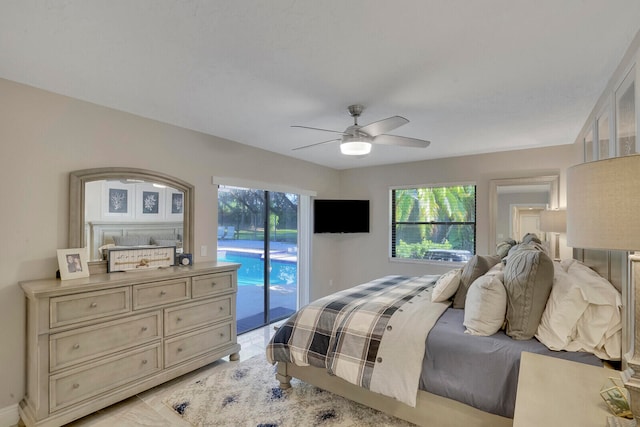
292 104 430 156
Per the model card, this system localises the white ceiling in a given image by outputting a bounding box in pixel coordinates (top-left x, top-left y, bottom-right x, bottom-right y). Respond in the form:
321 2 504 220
1 1 639 170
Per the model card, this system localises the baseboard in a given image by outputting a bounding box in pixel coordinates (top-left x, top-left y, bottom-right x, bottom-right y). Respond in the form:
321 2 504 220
0 403 19 427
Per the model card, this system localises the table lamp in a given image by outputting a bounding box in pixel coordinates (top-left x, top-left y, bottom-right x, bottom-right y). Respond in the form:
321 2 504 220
539 209 566 260
566 154 640 421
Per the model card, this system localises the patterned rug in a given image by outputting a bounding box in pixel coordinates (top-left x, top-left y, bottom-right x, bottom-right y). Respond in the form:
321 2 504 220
163 354 414 426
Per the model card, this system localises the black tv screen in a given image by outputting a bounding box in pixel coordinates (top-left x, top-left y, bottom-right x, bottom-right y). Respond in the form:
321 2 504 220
313 199 370 233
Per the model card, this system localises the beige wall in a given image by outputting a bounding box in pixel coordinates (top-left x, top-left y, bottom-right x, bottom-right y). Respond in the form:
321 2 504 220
0 78 340 410
0 76 584 413
335 144 582 290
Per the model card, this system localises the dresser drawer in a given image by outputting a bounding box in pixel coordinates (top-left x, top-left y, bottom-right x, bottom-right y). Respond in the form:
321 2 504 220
50 288 131 328
164 323 233 368
192 272 233 298
50 311 162 371
49 343 162 412
164 296 233 336
132 278 190 310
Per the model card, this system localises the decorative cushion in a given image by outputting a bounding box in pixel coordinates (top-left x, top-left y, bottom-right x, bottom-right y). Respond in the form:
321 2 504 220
151 237 178 246
464 275 507 336
484 262 505 282
496 238 516 258
503 246 554 340
535 262 589 351
521 233 542 245
563 261 622 360
431 269 461 302
452 254 501 309
152 234 180 241
112 235 151 246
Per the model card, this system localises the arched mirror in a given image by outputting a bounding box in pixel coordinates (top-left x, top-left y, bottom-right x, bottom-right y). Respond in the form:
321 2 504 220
489 175 559 255
69 167 194 272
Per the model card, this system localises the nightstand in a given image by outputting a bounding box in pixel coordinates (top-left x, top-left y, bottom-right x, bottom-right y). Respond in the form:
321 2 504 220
514 351 619 426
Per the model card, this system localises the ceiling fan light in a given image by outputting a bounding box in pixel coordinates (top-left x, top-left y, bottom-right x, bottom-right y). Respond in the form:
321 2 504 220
340 136 372 156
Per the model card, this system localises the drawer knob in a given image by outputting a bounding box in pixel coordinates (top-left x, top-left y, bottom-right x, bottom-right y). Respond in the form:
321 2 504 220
142 359 148 365
72 343 80 350
72 383 80 389
219 306 224 311
177 347 183 353
211 281 216 287
141 326 148 332
90 302 98 308
160 291 167 296
176 317 182 322
219 332 225 338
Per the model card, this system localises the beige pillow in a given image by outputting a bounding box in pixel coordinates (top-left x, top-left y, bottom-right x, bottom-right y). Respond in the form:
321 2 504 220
535 262 589 350
452 254 501 309
503 247 554 340
431 269 461 302
484 262 505 282
464 275 507 336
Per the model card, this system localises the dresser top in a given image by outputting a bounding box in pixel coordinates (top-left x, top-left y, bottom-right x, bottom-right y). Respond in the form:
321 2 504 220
20 261 240 297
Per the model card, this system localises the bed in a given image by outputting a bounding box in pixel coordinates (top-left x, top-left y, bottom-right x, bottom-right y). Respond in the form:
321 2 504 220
266 242 623 427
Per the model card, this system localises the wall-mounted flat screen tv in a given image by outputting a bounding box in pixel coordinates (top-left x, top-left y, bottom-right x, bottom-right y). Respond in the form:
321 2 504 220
313 199 370 233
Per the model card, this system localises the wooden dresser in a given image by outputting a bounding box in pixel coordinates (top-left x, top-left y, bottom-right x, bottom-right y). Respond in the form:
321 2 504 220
19 262 241 427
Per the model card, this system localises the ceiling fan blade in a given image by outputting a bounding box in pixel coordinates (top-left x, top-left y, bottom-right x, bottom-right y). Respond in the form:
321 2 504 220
291 125 347 135
372 134 431 148
292 138 340 151
358 116 409 136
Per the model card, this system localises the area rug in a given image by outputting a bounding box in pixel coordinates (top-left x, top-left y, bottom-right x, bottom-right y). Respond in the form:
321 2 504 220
163 355 414 426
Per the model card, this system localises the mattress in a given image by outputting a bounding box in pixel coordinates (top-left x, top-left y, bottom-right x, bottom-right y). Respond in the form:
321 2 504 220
420 308 602 418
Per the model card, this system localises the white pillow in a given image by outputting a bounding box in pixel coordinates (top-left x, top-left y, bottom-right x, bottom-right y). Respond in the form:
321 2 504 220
463 275 507 336
536 263 589 350
431 269 461 302
565 262 622 360
536 261 622 360
483 261 505 282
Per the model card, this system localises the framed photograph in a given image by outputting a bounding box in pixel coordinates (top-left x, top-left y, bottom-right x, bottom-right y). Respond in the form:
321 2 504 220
107 246 176 272
57 248 90 280
165 190 184 220
600 377 633 419
102 182 135 219
142 190 160 214
135 183 164 219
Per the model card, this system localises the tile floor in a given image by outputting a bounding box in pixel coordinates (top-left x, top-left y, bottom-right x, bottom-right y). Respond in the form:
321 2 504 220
18 323 282 427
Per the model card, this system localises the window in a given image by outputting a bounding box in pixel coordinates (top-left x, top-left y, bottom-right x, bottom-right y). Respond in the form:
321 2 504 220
391 184 476 262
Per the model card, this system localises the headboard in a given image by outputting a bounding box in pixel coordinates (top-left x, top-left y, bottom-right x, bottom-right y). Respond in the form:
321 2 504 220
86 221 183 260
573 248 627 292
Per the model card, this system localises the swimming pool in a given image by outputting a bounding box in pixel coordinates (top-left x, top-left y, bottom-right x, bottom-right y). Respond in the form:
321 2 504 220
219 251 298 333
217 252 297 286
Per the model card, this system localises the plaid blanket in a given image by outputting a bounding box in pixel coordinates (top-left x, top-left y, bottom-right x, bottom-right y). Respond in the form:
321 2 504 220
266 275 449 406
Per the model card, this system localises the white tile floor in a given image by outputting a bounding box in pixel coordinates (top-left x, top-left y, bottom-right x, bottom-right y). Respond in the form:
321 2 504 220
19 323 281 427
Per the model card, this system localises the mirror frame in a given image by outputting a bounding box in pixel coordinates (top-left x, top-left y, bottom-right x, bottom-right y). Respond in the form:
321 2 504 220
69 167 195 271
488 175 559 253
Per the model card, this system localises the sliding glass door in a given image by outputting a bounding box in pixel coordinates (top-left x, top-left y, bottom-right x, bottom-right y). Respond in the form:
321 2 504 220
217 186 298 334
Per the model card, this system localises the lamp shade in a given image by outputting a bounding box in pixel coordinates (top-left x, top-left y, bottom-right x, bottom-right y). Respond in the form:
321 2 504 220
566 154 640 251
539 209 566 233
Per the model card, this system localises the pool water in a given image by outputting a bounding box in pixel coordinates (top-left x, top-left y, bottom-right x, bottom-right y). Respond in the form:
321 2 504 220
219 251 298 333
218 252 297 286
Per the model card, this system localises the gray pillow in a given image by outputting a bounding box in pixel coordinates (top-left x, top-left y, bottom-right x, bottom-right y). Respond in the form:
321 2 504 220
521 233 542 245
452 254 501 309
496 238 517 258
503 246 553 340
112 235 151 246
152 234 179 241
152 238 177 247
